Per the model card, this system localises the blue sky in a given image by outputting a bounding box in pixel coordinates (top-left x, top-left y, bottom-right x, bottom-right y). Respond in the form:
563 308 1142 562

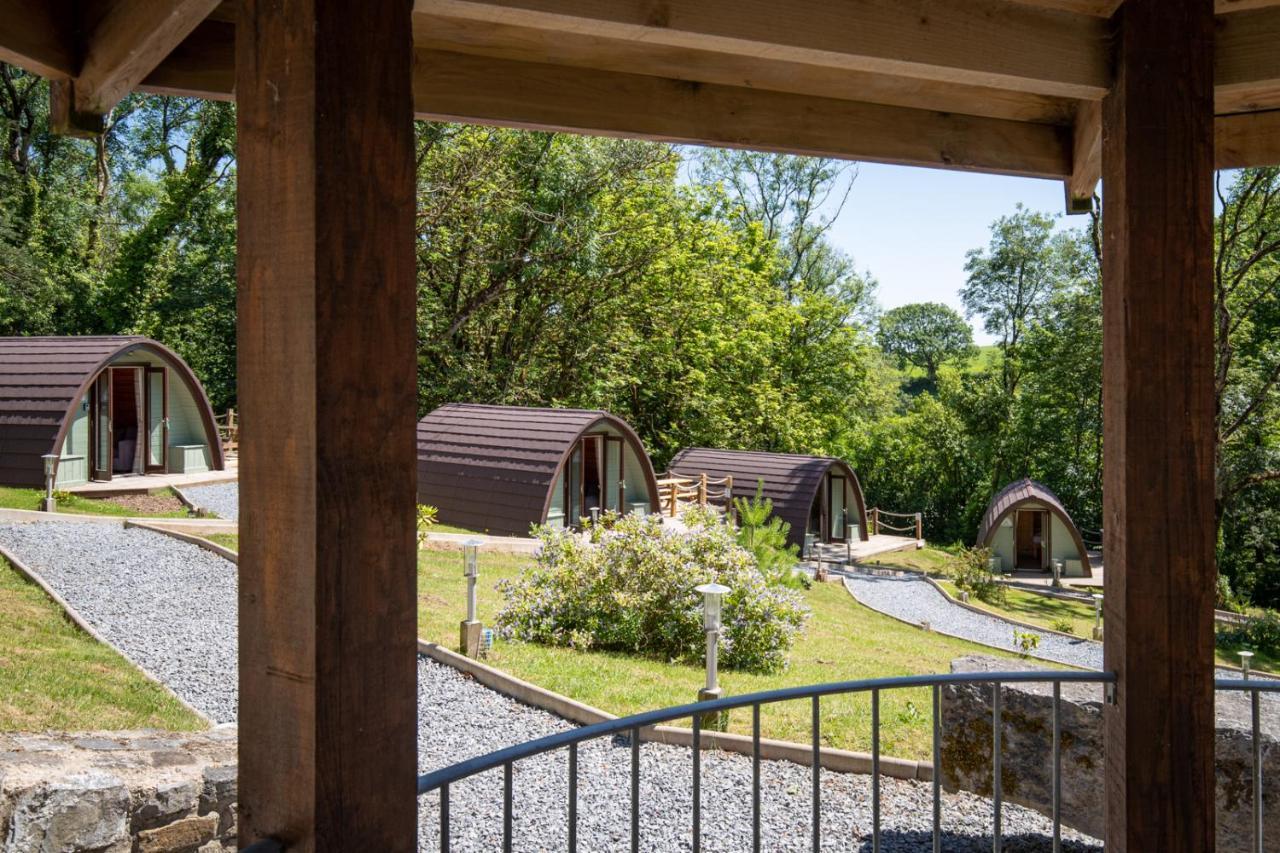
822 163 1089 344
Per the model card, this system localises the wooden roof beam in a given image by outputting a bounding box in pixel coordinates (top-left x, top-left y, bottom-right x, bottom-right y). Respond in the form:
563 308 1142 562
1217 6 1280 115
0 0 77 79
52 0 221 136
1066 100 1102 213
413 49 1073 178
414 0 1112 101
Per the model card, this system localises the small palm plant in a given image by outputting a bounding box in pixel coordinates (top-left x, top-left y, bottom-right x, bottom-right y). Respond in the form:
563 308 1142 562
733 482 804 588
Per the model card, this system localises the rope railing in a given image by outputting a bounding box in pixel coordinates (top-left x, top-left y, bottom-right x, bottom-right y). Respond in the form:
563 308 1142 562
417 669 1120 853
661 473 734 517
867 507 924 540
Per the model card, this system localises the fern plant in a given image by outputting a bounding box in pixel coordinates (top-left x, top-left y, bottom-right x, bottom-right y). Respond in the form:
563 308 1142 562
733 482 804 588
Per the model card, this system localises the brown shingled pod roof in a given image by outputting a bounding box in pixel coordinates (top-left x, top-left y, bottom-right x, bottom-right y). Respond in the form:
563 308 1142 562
976 478 1093 576
667 447 868 549
416 403 660 537
0 335 225 487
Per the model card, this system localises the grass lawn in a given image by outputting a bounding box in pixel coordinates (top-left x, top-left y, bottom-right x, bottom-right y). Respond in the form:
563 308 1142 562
0 558 205 731
0 485 192 518
204 532 239 551
858 546 955 576
418 550 1041 761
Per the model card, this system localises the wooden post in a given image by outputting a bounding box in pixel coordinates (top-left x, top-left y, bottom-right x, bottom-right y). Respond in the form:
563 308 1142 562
871 508 879 536
699 472 708 506
668 482 678 517
1101 1 1215 851
915 512 922 541
236 0 418 849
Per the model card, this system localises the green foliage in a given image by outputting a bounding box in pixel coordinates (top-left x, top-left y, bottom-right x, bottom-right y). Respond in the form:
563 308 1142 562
1218 611 1280 660
416 504 439 545
732 482 803 589
495 512 809 674
1012 630 1041 657
1050 618 1075 635
952 547 1007 607
877 302 974 389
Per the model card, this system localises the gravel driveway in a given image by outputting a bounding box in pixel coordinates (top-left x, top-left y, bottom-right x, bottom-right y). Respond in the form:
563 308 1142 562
0 521 238 723
0 520 1097 849
182 482 239 521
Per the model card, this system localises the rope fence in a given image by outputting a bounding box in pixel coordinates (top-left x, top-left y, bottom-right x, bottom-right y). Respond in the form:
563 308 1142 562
660 473 734 517
867 507 924 540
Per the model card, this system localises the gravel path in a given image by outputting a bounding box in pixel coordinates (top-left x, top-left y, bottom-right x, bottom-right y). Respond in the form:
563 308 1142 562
416 657 1100 852
0 521 238 723
183 482 239 521
843 574 1103 670
842 573 1275 692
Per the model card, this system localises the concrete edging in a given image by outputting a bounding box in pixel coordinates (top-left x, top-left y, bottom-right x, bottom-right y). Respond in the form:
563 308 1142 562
0 542 214 727
417 639 932 782
125 520 238 564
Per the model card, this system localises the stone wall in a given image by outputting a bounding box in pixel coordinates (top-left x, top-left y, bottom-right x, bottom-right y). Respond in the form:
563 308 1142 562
0 728 237 853
940 656 1280 853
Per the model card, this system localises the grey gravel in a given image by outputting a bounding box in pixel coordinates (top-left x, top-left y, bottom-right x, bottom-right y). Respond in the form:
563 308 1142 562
844 574 1103 670
843 573 1273 692
182 482 239 521
0 521 238 723
416 657 1100 852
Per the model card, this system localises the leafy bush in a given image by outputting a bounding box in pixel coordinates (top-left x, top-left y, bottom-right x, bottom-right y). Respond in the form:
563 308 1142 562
1219 610 1280 659
1217 574 1247 614
733 482 804 589
416 504 439 545
496 512 809 673
1050 617 1075 635
952 547 1007 606
1013 630 1041 657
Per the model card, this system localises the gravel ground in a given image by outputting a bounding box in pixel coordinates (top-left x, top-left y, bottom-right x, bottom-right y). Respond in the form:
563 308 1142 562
843 574 1103 670
842 573 1275 692
182 482 239 521
0 521 238 723
416 657 1100 852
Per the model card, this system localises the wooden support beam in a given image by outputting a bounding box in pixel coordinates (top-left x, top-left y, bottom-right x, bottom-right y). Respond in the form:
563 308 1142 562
414 50 1073 178
236 0 418 849
415 0 1111 100
1217 108 1280 167
1101 0 1216 851
1065 99 1101 213
139 18 234 102
69 0 221 117
0 0 76 78
1216 6 1280 114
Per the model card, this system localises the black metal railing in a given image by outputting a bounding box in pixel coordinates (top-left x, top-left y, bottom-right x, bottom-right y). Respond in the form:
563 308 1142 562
417 670 1119 853
1217 676 1280 853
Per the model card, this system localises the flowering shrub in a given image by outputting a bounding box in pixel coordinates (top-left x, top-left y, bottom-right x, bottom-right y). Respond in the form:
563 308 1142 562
495 512 809 674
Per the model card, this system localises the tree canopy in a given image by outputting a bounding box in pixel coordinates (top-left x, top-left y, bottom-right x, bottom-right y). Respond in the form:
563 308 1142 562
876 302 974 390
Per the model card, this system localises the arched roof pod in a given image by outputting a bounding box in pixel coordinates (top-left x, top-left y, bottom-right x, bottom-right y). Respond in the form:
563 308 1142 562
417 403 661 537
0 336 225 487
668 447 869 549
976 478 1094 576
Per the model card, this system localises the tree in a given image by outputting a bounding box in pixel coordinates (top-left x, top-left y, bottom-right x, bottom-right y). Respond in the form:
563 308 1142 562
961 205 1067 395
876 302 974 389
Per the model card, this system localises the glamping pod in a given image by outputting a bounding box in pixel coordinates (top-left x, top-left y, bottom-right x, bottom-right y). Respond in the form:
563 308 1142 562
667 448 868 549
417 403 661 536
977 478 1093 577
0 336 225 488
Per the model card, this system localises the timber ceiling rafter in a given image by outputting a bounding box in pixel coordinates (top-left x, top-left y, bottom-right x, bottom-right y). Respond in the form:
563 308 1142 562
3 0 1280 207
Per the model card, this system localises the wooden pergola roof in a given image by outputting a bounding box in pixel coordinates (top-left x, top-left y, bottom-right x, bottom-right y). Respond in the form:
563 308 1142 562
4 0 1280 209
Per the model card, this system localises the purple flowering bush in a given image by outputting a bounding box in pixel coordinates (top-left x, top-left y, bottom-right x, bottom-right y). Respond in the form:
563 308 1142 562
495 513 809 674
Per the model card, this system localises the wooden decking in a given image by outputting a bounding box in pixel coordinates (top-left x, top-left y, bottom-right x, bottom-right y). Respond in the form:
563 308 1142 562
809 534 921 565
64 458 238 497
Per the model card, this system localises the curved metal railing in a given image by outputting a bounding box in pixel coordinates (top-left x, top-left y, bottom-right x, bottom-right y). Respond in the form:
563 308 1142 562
418 669 1119 853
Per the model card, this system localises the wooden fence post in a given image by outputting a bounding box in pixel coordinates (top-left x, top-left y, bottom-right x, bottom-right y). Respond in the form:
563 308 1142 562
699 472 708 506
871 508 879 536
915 512 923 541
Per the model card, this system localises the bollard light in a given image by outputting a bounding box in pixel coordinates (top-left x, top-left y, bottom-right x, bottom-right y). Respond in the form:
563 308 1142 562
459 538 484 656
1051 559 1063 589
844 509 851 565
1240 650 1255 680
1092 593 1104 640
41 454 58 512
695 582 731 730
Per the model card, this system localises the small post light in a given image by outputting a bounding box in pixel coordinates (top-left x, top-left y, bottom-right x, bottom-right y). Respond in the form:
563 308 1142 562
1092 593 1104 640
459 538 483 657
844 510 852 565
1240 650 1255 680
590 506 600 526
803 532 815 561
1051 559 1063 589
695 582 731 730
41 454 58 512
